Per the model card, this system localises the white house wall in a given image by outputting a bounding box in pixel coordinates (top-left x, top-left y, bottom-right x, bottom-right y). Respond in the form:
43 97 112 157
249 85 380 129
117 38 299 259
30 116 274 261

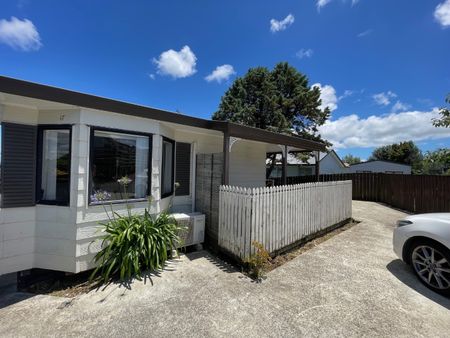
229 140 266 188
320 153 346 174
0 100 226 275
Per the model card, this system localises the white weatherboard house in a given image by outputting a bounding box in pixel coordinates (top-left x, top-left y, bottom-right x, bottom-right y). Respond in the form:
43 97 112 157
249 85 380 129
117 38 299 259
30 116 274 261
347 160 411 174
268 150 412 177
268 150 348 177
0 76 325 277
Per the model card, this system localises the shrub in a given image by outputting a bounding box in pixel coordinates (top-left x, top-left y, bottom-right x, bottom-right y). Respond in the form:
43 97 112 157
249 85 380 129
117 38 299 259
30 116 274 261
91 210 185 283
245 241 271 282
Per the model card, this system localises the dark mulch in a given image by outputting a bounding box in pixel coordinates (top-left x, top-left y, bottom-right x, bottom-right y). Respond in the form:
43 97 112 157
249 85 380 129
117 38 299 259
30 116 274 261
21 270 101 298
266 220 359 272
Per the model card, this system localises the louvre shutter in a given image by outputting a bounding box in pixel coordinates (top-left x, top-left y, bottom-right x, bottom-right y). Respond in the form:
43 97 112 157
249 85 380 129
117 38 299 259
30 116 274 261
1 122 37 208
175 142 191 196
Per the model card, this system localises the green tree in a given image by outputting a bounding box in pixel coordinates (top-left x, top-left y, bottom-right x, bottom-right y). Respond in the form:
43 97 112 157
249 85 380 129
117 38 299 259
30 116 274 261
369 141 423 174
342 154 362 165
421 148 450 175
432 94 450 128
212 62 330 142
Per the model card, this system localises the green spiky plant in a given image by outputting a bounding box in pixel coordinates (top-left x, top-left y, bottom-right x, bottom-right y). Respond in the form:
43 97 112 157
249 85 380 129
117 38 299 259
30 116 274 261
90 177 185 283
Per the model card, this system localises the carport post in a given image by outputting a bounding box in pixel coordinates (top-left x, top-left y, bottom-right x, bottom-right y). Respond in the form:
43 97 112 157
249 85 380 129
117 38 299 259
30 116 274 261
282 145 288 185
223 130 230 185
315 151 320 181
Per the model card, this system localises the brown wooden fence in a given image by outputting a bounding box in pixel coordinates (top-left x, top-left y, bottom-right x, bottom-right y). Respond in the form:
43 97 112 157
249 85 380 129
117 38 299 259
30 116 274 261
270 173 450 213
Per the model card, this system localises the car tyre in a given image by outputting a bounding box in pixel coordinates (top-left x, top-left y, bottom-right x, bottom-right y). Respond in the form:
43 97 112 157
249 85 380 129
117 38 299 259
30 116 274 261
409 239 450 296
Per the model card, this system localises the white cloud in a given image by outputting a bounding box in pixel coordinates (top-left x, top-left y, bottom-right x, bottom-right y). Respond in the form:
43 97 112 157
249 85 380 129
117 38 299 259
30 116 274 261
296 48 314 59
153 45 197 78
270 14 294 33
434 0 450 27
338 89 354 100
148 73 155 80
317 0 360 10
317 0 333 10
391 100 411 113
312 83 338 112
0 17 42 51
205 64 236 83
319 109 450 149
357 29 373 38
372 91 397 106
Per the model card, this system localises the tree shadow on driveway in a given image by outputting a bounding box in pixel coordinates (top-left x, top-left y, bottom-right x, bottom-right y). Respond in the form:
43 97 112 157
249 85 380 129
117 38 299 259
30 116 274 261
386 259 450 310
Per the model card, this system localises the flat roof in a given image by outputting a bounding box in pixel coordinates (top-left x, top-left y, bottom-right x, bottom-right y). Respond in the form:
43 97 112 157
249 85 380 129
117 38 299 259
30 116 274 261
0 75 326 152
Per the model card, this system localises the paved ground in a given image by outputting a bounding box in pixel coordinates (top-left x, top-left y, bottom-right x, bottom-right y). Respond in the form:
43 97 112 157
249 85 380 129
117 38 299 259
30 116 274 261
1 201 449 337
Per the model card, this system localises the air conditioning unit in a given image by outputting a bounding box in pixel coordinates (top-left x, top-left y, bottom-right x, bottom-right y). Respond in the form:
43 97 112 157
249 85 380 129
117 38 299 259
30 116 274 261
172 212 205 248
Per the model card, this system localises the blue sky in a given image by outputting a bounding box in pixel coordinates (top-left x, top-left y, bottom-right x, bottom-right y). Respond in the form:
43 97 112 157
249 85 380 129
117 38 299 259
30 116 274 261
1 0 450 159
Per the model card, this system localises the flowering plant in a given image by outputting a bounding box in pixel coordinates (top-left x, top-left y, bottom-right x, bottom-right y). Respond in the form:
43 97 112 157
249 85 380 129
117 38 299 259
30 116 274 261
90 190 112 203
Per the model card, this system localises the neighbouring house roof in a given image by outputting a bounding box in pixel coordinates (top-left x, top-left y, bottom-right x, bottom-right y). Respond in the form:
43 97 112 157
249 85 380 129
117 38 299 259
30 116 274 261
0 75 326 152
349 159 411 168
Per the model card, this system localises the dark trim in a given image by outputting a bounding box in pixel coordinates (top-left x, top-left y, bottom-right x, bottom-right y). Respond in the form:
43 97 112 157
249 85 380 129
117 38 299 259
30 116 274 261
161 136 175 199
0 76 327 152
36 124 73 206
0 122 37 208
88 126 153 205
225 123 326 152
174 142 191 196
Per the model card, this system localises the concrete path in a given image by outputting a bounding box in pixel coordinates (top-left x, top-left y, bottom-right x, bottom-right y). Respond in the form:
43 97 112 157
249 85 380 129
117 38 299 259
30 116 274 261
1 201 449 337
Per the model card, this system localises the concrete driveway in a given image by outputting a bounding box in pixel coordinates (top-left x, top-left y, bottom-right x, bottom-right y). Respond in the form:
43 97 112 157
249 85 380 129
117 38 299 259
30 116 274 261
1 201 449 337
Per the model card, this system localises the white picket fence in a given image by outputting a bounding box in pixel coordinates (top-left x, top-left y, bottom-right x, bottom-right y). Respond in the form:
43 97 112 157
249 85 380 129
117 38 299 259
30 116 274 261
218 181 352 260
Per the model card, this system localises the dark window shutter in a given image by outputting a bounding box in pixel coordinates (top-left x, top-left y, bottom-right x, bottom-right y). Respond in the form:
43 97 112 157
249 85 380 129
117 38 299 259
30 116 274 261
1 122 37 208
175 142 191 196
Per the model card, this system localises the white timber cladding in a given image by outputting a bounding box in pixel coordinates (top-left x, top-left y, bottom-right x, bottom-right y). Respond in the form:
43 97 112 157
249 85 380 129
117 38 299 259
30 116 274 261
218 181 352 260
0 105 38 275
320 152 346 174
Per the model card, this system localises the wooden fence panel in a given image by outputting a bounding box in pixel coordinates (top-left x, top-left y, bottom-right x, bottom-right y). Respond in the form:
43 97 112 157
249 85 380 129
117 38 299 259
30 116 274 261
218 181 352 260
273 173 450 213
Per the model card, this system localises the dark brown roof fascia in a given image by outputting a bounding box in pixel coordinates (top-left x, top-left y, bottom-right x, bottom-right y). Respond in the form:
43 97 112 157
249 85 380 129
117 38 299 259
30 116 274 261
226 122 326 151
0 75 326 152
0 75 213 129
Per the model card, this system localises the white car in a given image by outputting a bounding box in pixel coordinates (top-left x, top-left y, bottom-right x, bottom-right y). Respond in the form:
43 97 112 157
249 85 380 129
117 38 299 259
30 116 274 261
393 213 450 296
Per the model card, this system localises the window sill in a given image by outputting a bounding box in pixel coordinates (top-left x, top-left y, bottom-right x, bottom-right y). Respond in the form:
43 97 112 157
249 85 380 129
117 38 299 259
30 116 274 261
89 198 149 206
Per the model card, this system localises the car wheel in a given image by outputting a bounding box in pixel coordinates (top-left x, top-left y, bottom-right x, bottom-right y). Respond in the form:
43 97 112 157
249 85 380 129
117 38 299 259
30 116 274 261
409 239 450 296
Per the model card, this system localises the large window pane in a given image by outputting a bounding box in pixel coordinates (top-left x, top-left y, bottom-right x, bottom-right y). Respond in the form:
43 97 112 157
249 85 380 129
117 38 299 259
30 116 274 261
40 129 71 204
91 130 150 202
161 139 174 197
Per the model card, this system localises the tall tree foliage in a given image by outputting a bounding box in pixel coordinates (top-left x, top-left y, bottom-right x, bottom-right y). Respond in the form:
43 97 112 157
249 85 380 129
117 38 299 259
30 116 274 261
212 62 330 142
342 154 361 165
369 141 423 173
421 148 450 175
432 94 450 128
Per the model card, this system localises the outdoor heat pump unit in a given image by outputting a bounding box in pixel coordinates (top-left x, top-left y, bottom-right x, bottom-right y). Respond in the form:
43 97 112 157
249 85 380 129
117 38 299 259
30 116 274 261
172 212 205 248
